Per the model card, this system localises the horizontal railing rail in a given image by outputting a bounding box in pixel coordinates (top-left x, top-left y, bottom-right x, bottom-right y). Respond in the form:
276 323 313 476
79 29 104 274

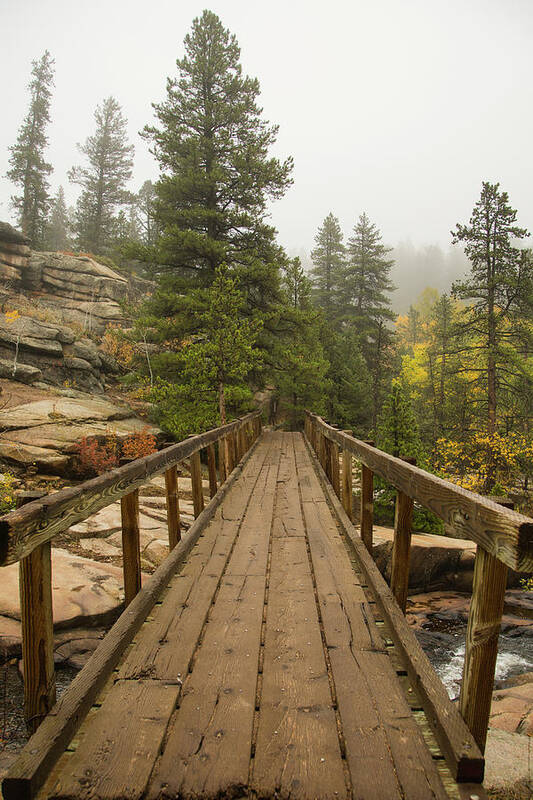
0 410 262 735
304 410 533 756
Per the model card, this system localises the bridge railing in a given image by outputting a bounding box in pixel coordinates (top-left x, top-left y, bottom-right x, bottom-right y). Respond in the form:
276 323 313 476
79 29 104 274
0 410 262 734
304 410 533 754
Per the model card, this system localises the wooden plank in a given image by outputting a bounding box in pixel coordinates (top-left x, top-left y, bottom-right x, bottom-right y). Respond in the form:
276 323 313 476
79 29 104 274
40 681 179 800
308 414 533 571
119 438 275 681
0 411 260 566
146 573 267 800
390 486 414 613
2 438 261 800
341 447 352 521
190 450 205 519
121 489 141 607
299 439 448 799
164 465 181 549
19 542 56 735
460 546 508 752
206 442 217 498
303 431 485 783
360 461 374 555
251 534 346 799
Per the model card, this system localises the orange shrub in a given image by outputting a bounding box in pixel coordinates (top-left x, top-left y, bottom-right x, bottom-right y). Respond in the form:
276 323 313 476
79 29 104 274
74 436 119 477
121 429 158 460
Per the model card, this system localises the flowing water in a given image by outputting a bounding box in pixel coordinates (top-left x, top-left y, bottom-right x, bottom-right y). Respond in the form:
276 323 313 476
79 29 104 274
418 628 533 699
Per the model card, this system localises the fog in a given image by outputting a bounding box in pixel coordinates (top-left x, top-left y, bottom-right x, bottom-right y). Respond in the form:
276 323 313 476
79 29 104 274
1 0 532 302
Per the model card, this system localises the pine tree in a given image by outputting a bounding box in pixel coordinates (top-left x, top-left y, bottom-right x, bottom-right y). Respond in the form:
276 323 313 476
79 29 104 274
345 212 395 324
7 51 55 247
344 213 396 429
45 186 70 251
310 213 345 320
69 97 134 254
276 258 329 427
143 10 292 303
136 180 159 246
451 181 532 490
377 378 421 460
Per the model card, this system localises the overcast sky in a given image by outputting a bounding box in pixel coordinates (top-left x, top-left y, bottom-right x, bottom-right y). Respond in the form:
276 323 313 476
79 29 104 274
1 0 532 257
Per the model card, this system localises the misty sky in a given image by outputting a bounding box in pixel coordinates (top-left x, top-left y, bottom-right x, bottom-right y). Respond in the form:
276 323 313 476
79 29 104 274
1 0 532 261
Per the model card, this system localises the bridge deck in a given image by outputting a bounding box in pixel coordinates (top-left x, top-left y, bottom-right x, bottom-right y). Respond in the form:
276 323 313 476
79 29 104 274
35 432 483 800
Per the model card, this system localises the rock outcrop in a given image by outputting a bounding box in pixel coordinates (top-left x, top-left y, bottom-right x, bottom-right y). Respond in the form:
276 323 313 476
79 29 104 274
0 223 31 285
0 392 161 473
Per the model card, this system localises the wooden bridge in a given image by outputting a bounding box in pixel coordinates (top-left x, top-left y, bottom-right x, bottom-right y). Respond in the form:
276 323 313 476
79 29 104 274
2 411 533 799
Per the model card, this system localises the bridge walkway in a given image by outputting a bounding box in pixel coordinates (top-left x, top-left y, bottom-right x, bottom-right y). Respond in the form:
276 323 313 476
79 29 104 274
34 432 484 800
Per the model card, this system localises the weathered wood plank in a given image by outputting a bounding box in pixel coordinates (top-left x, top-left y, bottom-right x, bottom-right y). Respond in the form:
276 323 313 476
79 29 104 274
308 413 533 571
19 542 56 734
251 534 346 799
0 411 261 566
2 438 261 800
164 465 181 549
460 546 508 752
303 430 485 783
146 573 265 799
41 681 179 800
121 489 141 607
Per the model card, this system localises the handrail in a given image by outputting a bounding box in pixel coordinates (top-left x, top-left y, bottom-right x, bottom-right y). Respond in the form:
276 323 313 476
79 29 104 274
307 412 533 572
0 411 261 567
304 409 533 756
0 410 262 736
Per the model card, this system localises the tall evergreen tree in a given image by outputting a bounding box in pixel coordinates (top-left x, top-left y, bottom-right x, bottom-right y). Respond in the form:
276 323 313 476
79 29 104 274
45 186 70 251
310 213 345 319
143 10 292 305
345 213 396 428
7 51 55 247
345 212 395 325
451 181 532 490
69 97 134 254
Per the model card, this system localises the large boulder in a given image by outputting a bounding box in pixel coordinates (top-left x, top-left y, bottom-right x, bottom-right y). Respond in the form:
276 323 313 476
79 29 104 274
0 222 30 284
0 393 161 474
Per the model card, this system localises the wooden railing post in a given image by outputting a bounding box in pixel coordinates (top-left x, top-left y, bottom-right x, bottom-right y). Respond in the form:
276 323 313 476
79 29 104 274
17 490 56 735
460 545 508 752
121 489 141 607
341 431 353 521
390 458 416 613
207 443 218 498
219 436 228 483
164 465 181 549
330 439 341 498
360 441 374 555
190 449 205 518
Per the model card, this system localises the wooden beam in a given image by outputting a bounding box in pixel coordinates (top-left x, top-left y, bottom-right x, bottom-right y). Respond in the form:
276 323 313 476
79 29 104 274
360 452 374 556
308 414 533 571
460 546 508 753
329 440 340 499
0 412 261 566
190 450 205 518
19 543 55 735
164 465 181 550
341 446 353 521
206 444 218 499
121 489 141 607
390 486 414 614
17 491 55 736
